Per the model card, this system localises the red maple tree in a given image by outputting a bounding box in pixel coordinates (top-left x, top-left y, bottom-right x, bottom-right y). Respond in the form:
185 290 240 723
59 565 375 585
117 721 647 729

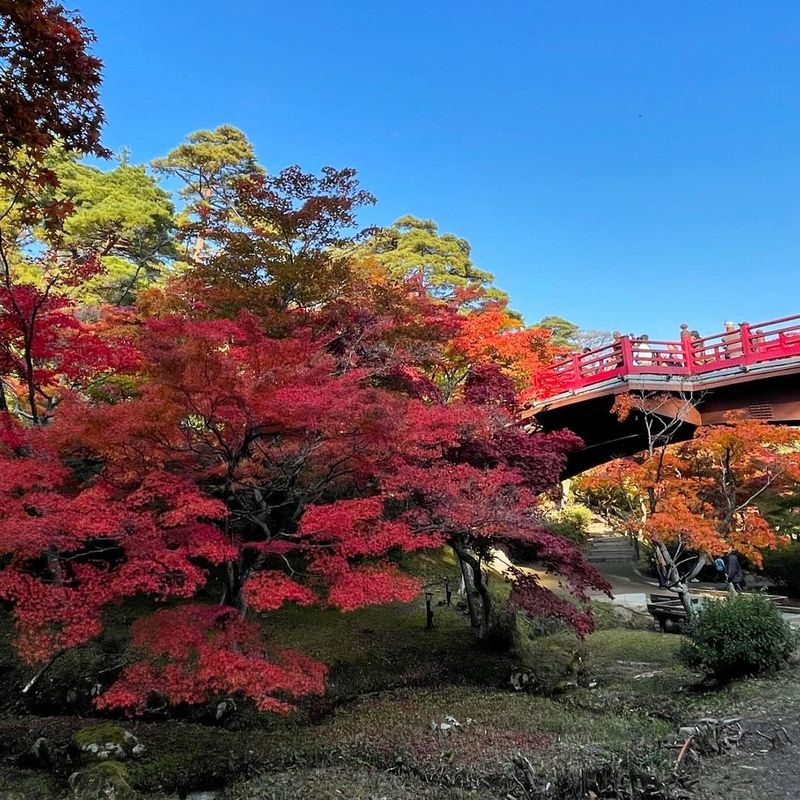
0 8 604 711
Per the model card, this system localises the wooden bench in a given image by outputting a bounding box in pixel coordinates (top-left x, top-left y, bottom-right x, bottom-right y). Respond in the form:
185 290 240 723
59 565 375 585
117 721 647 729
646 591 796 632
646 602 687 632
649 592 700 605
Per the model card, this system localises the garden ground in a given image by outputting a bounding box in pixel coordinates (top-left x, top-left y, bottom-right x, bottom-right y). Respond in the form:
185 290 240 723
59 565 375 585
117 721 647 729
1 549 800 799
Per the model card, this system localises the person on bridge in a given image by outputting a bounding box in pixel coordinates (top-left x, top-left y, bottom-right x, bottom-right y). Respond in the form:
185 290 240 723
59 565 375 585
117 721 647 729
581 347 598 376
688 330 705 365
722 321 743 359
609 331 624 368
663 340 682 365
634 334 653 367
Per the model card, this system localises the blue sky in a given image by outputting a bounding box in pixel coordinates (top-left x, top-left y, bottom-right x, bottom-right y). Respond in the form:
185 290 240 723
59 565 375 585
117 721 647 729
78 0 800 339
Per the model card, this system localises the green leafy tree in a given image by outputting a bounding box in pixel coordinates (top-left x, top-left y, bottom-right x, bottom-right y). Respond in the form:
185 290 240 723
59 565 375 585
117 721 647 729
358 215 508 307
152 125 263 262
535 315 579 349
53 155 175 303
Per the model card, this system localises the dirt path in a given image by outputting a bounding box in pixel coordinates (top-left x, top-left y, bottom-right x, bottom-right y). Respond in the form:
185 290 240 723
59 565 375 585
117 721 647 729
694 717 800 799
684 671 800 800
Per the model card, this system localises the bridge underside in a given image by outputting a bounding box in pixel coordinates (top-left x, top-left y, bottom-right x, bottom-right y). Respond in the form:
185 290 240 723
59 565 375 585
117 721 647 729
530 370 800 477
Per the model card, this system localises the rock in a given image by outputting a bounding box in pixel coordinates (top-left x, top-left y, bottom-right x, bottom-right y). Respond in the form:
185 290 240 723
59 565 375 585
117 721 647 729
69 760 136 799
186 792 221 800
611 604 635 624
73 724 144 764
430 715 462 732
215 697 236 721
19 736 53 769
509 668 536 692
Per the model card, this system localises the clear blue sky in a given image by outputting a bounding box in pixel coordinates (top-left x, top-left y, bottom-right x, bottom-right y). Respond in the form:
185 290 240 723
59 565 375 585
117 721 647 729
79 0 800 339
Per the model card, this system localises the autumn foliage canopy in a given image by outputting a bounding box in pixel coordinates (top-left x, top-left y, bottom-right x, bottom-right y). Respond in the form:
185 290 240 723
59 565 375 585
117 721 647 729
0 2 612 716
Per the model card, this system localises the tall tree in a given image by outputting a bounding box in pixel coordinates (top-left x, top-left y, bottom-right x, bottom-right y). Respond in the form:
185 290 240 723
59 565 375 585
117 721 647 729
357 215 508 308
52 154 176 304
534 315 579 350
154 162 377 321
152 126 261 262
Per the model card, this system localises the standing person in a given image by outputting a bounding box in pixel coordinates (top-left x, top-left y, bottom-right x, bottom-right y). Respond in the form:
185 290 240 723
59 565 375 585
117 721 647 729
610 330 624 368
722 321 742 359
634 334 653 367
581 346 597 376
689 330 704 365
723 547 746 591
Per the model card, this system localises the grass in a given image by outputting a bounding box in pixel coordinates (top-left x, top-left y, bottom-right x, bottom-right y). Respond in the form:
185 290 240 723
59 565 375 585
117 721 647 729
261 548 513 701
2 545 799 798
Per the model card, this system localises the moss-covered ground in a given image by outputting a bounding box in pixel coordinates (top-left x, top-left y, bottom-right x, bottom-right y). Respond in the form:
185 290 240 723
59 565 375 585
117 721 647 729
1 549 799 798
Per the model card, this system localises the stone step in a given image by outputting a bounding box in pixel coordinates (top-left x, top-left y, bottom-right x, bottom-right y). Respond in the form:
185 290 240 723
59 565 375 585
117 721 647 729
589 538 633 545
588 543 636 552
588 541 636 549
588 553 637 563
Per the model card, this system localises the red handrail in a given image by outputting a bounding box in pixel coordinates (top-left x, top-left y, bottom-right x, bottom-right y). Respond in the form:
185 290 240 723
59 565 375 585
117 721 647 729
535 314 800 400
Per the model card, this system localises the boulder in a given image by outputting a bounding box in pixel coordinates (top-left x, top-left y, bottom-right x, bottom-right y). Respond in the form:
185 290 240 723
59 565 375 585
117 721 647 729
69 760 136 799
73 724 144 764
19 736 53 770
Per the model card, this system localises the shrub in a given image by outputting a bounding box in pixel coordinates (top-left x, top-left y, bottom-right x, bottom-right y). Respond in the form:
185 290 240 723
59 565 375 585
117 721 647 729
546 504 593 544
680 594 796 679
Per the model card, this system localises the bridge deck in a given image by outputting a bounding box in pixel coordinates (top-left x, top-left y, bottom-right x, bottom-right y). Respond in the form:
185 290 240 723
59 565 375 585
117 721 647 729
532 313 800 408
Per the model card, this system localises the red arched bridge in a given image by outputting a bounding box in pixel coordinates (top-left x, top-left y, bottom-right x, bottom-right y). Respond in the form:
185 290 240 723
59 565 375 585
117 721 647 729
524 314 800 476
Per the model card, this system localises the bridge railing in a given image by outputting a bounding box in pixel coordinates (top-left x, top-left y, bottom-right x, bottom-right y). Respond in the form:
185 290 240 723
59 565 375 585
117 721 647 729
536 313 800 399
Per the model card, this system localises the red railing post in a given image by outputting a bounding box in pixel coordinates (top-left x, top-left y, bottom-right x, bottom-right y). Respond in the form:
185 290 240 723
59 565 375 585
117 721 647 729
571 354 582 386
681 334 695 374
739 322 752 364
620 336 633 374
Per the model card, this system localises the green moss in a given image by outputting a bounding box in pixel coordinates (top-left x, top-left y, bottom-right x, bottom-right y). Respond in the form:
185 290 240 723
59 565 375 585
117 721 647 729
586 628 683 667
70 760 135 800
127 723 295 793
513 618 587 694
73 722 128 750
90 760 130 781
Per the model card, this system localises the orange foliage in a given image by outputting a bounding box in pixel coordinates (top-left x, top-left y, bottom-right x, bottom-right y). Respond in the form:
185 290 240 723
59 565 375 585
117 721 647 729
580 415 800 565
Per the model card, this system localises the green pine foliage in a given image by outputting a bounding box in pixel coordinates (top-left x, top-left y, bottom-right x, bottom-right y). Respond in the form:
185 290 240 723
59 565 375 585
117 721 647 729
357 215 509 307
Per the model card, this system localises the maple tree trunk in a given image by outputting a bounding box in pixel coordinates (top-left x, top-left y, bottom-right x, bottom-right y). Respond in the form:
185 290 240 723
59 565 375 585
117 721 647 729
222 558 243 608
457 553 480 630
658 543 706 617
473 564 493 637
453 541 492 637
46 546 63 587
